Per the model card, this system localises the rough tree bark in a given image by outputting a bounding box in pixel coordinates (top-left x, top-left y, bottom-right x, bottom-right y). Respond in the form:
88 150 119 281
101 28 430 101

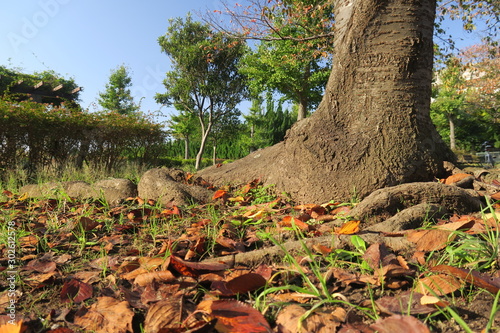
198 0 454 203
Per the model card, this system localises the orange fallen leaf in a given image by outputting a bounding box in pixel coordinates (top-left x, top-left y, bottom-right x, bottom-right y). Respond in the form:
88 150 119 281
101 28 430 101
443 173 472 185
312 244 333 255
335 220 360 235
213 189 228 201
0 317 25 333
226 273 267 294
278 216 310 231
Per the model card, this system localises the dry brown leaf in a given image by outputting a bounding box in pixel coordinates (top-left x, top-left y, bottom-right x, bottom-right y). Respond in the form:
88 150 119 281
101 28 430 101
25 271 58 287
79 216 100 231
414 274 463 296
406 229 453 251
169 255 229 277
198 299 271 332
60 279 93 303
73 271 101 284
375 291 438 315
134 270 176 287
330 206 351 216
330 267 378 286
144 298 200 333
74 296 134 333
24 258 56 273
225 273 267 294
275 304 343 333
435 220 475 231
412 251 427 266
430 265 500 294
370 315 430 333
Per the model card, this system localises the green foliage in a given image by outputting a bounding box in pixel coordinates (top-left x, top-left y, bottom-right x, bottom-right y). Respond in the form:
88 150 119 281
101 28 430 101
0 66 80 106
239 22 332 120
98 65 139 115
156 14 248 169
0 100 166 181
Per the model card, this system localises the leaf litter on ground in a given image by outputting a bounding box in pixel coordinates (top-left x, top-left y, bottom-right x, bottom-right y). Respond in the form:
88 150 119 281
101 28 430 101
1 174 500 332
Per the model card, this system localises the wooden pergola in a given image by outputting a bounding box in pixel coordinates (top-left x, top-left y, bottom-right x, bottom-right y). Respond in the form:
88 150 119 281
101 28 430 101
2 77 82 106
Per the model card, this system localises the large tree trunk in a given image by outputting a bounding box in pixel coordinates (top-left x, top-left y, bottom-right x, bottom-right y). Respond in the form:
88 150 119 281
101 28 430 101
198 0 454 203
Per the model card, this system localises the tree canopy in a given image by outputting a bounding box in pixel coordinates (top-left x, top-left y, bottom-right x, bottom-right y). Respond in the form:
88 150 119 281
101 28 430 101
156 15 248 169
98 65 139 115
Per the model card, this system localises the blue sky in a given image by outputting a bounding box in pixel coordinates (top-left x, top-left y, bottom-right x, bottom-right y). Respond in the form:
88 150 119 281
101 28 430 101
0 1 489 124
0 0 226 121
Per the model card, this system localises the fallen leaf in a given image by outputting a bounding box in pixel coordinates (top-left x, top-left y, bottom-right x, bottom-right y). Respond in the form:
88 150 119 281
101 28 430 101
420 295 449 307
198 299 271 332
370 315 430 333
169 255 229 277
443 173 472 185
213 189 228 201
79 216 100 231
133 270 176 287
375 291 438 315
225 273 267 294
275 304 343 333
335 220 360 235
74 296 134 333
406 229 453 251
430 265 500 294
60 279 93 303
279 216 310 231
312 244 333 255
435 220 475 231
0 316 25 333
414 274 462 296
144 298 202 333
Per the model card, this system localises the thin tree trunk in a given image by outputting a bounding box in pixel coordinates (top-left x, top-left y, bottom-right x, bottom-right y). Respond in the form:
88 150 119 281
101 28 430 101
213 145 217 165
184 136 190 160
195 122 212 170
448 114 456 150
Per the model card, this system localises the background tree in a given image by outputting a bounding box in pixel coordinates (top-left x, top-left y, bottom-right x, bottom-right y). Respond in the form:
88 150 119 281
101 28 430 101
236 0 334 121
156 15 248 170
98 65 139 115
168 111 198 160
210 110 242 164
460 42 500 147
431 57 466 150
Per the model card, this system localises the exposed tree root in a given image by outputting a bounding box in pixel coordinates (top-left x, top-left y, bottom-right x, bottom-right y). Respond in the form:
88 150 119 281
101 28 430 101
204 181 485 267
